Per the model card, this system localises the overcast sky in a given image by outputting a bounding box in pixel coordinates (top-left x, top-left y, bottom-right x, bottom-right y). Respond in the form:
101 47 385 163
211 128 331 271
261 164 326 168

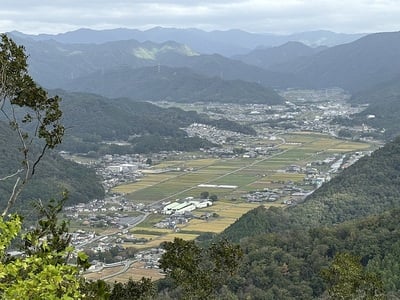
1 0 399 35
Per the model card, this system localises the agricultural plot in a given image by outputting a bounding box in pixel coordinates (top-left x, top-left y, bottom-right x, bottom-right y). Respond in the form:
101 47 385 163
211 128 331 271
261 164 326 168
84 265 124 281
128 233 200 249
85 262 164 283
108 262 164 282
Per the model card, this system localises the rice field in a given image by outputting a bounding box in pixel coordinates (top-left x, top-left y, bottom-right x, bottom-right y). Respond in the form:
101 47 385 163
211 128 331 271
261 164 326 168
85 262 164 283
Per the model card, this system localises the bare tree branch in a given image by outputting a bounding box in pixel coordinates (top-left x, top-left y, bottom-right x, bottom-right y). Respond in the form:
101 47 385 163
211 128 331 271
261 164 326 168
2 177 21 217
0 169 23 181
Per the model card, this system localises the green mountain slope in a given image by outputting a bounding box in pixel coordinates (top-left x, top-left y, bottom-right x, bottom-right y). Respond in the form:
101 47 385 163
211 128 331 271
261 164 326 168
268 31 400 92
10 36 196 89
11 35 295 91
51 90 255 153
234 41 325 69
220 209 400 298
337 77 400 139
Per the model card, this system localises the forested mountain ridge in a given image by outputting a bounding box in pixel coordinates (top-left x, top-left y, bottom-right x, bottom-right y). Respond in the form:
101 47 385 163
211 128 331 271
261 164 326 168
51 90 256 154
9 35 197 89
268 31 400 92
234 41 325 70
11 31 400 95
63 65 283 104
221 209 400 298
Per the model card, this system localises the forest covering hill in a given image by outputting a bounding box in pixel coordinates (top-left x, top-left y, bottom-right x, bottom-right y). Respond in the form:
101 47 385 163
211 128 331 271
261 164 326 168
52 90 256 154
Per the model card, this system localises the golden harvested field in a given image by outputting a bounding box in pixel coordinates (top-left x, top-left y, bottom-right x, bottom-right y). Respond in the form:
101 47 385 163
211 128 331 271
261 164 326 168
84 265 124 281
85 262 164 283
128 233 199 249
111 262 164 282
182 218 234 233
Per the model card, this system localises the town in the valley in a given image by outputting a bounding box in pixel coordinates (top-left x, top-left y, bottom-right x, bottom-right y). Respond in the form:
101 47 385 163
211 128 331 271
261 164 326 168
60 88 380 281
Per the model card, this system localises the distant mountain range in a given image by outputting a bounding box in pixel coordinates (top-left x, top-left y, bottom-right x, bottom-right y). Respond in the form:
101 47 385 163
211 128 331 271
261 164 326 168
10 27 365 56
268 31 400 92
10 34 294 96
9 29 400 113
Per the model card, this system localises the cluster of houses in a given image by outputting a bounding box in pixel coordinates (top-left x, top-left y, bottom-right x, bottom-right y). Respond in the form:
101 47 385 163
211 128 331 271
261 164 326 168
185 123 243 144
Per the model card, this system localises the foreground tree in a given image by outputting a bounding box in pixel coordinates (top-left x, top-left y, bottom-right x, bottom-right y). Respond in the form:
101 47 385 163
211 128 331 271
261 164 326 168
0 34 90 299
110 278 155 300
159 238 243 299
0 33 64 216
0 197 91 299
321 252 384 299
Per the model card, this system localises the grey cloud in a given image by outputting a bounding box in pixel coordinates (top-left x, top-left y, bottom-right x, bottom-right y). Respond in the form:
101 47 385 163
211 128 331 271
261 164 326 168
1 0 400 34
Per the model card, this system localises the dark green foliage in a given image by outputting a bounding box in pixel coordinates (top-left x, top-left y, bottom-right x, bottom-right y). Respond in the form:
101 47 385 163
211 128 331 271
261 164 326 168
130 135 216 154
110 278 156 300
0 33 66 216
159 237 243 299
51 90 254 154
321 252 384 299
200 191 209 199
222 210 400 298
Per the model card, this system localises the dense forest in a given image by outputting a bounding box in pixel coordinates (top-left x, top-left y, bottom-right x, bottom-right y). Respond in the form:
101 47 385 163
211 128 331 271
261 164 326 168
53 90 255 154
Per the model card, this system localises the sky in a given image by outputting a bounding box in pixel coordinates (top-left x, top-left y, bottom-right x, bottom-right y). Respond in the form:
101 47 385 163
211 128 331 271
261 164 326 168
1 0 400 35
